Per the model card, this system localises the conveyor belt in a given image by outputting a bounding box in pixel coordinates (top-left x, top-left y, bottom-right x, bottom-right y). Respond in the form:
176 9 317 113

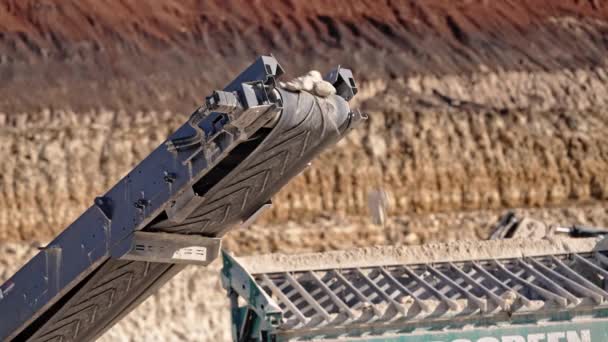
0 56 362 341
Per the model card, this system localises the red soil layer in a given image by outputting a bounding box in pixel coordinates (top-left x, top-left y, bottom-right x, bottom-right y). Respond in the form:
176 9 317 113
0 0 607 111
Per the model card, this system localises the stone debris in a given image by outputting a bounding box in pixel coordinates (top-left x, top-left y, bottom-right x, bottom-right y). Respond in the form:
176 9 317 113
280 70 336 97
236 236 603 274
368 188 390 226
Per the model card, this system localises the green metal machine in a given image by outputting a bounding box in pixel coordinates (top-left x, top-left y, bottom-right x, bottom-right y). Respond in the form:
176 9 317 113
221 238 608 341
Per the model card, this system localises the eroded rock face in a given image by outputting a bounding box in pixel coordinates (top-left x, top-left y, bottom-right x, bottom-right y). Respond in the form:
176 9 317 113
2 68 608 241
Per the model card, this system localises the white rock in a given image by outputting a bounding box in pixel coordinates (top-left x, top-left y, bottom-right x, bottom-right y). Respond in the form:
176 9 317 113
280 70 335 97
313 80 336 97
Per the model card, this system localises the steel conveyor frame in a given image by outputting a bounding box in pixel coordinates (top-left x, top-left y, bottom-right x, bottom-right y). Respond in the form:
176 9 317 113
222 239 608 341
0 56 362 341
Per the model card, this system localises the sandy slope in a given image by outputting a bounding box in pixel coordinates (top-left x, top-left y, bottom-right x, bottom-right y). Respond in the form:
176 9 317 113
1 0 608 111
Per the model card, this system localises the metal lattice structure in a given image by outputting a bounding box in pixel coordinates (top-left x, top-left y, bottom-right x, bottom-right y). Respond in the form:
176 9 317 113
222 242 608 341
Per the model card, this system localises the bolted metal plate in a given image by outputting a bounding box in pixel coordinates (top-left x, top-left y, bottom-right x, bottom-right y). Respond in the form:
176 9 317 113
121 231 221 265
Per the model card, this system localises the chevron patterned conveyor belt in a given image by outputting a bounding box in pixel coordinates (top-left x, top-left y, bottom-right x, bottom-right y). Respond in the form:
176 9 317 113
0 56 363 342
223 237 608 341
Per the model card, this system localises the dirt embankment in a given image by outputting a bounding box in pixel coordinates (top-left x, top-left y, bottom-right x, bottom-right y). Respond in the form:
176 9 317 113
1 0 608 112
2 1 608 241
3 67 608 241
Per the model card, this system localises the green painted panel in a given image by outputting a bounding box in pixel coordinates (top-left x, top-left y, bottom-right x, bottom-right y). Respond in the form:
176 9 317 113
333 320 608 342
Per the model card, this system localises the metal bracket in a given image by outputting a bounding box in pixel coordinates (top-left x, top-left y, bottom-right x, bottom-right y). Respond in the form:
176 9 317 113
120 231 221 265
94 196 113 220
221 251 283 331
325 66 358 101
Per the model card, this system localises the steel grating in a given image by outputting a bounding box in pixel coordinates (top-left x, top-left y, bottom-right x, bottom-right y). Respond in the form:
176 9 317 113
252 252 608 332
